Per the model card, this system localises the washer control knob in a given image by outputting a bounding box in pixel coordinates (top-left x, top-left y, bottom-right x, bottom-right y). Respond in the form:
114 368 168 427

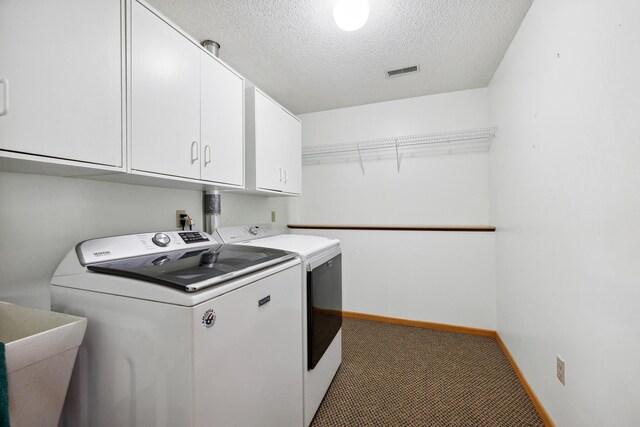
248 226 259 236
152 233 170 247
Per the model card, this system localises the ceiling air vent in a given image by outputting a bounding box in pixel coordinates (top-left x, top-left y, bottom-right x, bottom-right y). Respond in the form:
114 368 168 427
386 65 420 78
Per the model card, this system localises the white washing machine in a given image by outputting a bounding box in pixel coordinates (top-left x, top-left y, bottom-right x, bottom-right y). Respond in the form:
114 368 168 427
51 230 304 427
215 224 342 427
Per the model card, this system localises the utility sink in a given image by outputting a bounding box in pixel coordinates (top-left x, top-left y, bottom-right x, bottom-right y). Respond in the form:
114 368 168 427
0 301 87 427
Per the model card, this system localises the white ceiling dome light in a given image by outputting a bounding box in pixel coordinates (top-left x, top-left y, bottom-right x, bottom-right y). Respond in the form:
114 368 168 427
333 0 370 32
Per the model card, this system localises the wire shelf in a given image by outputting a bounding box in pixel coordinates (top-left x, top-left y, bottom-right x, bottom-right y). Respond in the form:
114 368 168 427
301 127 497 174
302 127 497 157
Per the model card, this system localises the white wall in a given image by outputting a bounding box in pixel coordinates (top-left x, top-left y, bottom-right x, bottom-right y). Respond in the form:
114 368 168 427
489 0 640 425
295 89 496 329
0 172 287 310
296 88 491 225
220 192 293 231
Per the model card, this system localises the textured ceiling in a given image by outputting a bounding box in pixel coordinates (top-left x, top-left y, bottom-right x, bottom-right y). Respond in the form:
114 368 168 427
146 0 534 114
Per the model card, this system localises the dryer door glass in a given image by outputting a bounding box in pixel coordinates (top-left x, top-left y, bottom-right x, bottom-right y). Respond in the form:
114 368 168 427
307 253 342 370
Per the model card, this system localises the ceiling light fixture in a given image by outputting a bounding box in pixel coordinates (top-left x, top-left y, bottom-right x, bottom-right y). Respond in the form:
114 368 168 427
333 0 369 32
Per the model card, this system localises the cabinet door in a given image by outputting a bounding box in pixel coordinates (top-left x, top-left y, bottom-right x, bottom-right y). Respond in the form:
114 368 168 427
131 1 200 179
282 110 302 194
254 91 286 192
0 0 122 166
200 52 243 186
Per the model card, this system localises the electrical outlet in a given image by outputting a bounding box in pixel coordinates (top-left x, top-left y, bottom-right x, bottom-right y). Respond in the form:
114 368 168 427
557 355 565 385
176 210 186 228
271 211 276 222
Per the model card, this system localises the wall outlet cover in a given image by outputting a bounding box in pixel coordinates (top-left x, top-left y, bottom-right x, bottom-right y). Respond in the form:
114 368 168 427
557 355 565 385
176 210 186 228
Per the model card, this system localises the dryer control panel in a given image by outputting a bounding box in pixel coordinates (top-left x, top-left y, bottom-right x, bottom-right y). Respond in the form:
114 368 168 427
215 224 280 244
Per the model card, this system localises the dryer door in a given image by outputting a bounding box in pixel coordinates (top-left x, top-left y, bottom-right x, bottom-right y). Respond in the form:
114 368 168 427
307 253 342 370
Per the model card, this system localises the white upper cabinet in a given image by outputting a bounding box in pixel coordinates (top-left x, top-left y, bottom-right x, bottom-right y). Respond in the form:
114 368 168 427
1 0 246 190
130 1 243 187
281 106 302 194
253 89 286 192
200 51 244 186
130 0 201 180
0 0 123 168
246 87 301 195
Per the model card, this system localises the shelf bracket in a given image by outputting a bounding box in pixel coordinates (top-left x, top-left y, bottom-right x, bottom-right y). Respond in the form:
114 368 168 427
395 140 400 173
357 143 365 175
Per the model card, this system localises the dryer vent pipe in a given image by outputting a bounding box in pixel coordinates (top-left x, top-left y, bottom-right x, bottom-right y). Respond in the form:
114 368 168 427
202 40 220 58
203 191 221 234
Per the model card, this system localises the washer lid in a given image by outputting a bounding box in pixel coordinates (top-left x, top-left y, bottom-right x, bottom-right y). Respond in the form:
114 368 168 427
86 244 296 292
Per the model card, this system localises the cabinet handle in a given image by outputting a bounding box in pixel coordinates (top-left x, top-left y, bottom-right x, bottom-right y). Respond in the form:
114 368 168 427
204 145 211 166
191 141 199 164
279 167 283 182
283 168 288 184
0 78 8 117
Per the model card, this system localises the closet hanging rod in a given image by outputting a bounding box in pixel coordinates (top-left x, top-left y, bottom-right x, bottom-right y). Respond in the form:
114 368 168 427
302 127 497 157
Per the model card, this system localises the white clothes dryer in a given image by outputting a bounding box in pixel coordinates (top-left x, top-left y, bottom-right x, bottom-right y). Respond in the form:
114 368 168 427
215 224 342 427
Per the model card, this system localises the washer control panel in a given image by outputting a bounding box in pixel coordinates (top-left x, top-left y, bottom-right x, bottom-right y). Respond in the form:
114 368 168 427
77 231 213 266
215 224 280 244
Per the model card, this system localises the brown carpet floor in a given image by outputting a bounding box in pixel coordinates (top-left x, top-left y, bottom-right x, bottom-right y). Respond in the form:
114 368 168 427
310 318 544 427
